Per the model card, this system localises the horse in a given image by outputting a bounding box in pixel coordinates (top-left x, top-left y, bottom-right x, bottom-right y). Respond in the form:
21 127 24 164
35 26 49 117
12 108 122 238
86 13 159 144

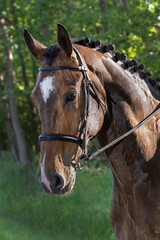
24 23 160 240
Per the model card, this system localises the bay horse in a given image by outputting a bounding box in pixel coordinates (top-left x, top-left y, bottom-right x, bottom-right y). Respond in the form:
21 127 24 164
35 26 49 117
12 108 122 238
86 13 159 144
24 24 160 240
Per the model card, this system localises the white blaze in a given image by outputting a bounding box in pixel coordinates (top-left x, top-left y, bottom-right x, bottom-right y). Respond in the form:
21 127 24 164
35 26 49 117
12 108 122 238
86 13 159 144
40 153 52 193
40 76 55 103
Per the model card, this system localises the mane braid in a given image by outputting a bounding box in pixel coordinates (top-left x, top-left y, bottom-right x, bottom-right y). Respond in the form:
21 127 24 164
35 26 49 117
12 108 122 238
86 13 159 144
42 38 160 92
73 37 160 92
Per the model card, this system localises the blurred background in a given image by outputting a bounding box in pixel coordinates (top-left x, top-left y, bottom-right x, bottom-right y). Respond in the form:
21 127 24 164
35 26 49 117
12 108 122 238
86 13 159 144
0 0 160 239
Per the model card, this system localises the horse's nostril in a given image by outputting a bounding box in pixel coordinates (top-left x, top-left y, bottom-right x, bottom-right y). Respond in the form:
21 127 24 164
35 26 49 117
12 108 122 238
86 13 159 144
50 172 64 192
55 175 63 189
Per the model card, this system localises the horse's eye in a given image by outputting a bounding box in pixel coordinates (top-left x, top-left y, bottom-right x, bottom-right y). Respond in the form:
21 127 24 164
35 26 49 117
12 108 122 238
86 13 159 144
65 92 76 103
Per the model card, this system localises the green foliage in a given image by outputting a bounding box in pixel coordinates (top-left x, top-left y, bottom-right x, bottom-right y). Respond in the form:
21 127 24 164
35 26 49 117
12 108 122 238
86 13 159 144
0 152 115 240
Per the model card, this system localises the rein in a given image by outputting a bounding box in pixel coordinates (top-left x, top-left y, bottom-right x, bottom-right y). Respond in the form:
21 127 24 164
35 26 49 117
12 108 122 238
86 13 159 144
38 46 160 170
86 105 160 161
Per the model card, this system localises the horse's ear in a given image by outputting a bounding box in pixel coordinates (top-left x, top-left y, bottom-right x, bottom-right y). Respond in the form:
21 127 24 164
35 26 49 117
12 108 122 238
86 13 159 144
24 28 47 61
57 23 73 57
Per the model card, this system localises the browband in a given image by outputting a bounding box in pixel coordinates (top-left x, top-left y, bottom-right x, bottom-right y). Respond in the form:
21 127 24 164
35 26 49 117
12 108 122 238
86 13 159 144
39 66 87 72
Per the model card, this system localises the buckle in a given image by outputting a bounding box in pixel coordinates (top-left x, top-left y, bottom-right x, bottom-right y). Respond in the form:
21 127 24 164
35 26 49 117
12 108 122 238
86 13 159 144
80 66 87 71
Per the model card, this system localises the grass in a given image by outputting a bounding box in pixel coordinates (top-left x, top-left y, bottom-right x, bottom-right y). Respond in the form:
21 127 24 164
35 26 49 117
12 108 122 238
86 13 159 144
0 151 116 240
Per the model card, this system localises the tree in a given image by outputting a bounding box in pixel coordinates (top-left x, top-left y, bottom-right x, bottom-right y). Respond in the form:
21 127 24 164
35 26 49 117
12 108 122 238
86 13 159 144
99 0 108 34
0 18 29 165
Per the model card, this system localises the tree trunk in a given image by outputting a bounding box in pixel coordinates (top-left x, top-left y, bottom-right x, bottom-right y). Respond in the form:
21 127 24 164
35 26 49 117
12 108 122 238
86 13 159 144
40 24 49 41
2 96 19 162
113 0 118 6
121 0 128 9
99 0 108 34
0 70 18 159
11 0 39 155
20 54 39 154
0 18 29 165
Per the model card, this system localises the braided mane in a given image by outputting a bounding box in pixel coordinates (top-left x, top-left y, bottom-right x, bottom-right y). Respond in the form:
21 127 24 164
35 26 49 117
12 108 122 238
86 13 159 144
42 38 160 94
73 38 160 92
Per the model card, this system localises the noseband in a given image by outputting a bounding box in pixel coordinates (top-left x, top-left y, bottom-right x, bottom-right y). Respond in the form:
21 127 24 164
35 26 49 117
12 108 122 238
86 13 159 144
38 46 106 169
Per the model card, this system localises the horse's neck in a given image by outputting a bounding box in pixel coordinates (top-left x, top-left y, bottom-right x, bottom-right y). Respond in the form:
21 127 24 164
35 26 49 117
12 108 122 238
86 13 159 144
82 47 160 237
95 54 160 186
82 47 160 156
102 56 158 117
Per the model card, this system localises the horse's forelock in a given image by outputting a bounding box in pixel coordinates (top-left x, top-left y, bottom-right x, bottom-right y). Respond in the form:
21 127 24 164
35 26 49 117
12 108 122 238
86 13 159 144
42 44 61 63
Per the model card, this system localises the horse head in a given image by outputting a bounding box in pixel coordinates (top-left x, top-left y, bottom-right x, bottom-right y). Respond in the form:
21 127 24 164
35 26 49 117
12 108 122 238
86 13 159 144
24 24 108 194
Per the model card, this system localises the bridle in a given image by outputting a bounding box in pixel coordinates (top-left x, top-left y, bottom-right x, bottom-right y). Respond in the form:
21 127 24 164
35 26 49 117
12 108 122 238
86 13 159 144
38 46 160 170
38 46 106 169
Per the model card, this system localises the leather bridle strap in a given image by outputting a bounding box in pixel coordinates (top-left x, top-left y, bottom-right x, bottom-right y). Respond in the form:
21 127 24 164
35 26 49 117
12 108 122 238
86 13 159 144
38 134 83 147
85 104 160 162
74 104 160 170
39 66 87 72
